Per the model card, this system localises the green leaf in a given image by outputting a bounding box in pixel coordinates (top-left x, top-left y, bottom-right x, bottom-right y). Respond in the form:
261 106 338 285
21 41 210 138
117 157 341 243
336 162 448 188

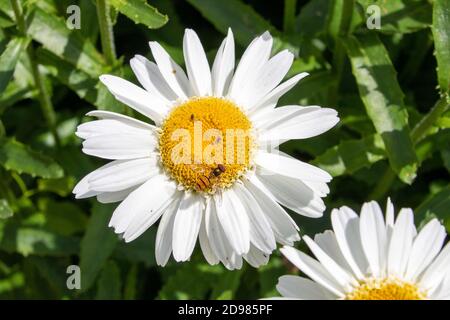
26 6 105 77
37 176 76 197
158 262 224 300
210 268 244 300
442 149 450 173
0 221 79 256
0 199 13 219
432 0 450 94
344 33 418 184
327 0 355 41
96 260 122 299
416 185 450 232
27 256 70 296
0 138 63 179
295 0 331 39
258 257 286 298
313 134 386 177
36 48 126 113
357 0 432 34
281 70 337 105
0 37 30 94
113 228 156 267
79 203 118 292
37 199 88 236
109 0 168 29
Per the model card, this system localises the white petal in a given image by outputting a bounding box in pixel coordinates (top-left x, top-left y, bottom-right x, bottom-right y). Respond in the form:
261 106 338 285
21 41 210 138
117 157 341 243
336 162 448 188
244 175 300 246
99 75 169 123
429 273 450 300
155 198 181 266
243 245 270 268
387 208 414 278
314 230 353 274
303 235 357 290
82 133 156 160
276 275 336 300
359 201 387 278
271 150 330 197
73 160 149 199
255 151 332 183
385 197 395 229
96 186 139 204
215 188 250 255
248 72 309 115
205 198 242 270
280 246 345 297
183 29 212 96
257 170 325 218
331 207 367 280
123 193 178 243
199 214 220 265
172 192 203 262
76 119 153 140
228 31 272 101
405 219 446 281
420 242 450 291
211 28 235 97
109 174 177 235
258 106 339 143
234 183 276 254
86 110 156 130
149 41 192 99
130 55 178 102
88 158 159 192
237 50 294 109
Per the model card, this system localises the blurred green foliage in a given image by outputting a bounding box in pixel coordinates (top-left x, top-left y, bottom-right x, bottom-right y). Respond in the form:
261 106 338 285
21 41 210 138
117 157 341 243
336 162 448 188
0 0 448 299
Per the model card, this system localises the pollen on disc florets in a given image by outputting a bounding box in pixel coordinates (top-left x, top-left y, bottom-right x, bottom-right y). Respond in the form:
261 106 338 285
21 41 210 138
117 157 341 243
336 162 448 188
159 97 255 194
345 277 426 300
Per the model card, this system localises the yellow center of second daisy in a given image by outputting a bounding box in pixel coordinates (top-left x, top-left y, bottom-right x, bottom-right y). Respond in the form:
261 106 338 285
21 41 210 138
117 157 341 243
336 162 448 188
159 97 254 194
345 278 426 300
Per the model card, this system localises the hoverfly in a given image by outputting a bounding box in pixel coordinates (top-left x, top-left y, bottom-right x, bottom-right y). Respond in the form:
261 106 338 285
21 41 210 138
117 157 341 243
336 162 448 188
194 164 226 191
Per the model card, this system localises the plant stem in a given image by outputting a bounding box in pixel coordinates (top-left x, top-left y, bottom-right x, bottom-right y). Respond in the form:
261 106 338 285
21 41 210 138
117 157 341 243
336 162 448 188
283 0 297 33
10 0 60 147
369 96 450 200
411 97 450 144
96 0 116 65
327 0 354 105
0 169 16 205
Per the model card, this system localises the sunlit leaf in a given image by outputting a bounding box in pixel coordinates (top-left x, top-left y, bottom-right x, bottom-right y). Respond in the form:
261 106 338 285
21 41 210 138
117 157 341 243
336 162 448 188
416 185 450 232
356 0 432 34
0 221 79 256
432 0 450 94
344 33 418 184
0 37 30 94
0 199 13 219
313 134 386 177
26 6 105 77
109 0 168 29
0 138 63 179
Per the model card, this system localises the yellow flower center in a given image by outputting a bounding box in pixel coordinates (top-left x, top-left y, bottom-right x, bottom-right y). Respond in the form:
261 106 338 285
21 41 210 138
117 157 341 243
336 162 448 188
346 278 426 300
159 97 254 194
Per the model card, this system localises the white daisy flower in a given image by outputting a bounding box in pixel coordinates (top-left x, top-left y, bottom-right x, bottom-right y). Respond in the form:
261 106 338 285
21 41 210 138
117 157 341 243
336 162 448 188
73 28 339 269
276 199 450 299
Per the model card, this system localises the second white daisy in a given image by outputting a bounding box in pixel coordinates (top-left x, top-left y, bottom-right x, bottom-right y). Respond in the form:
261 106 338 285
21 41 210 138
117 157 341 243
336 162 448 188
276 199 450 299
73 29 339 269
